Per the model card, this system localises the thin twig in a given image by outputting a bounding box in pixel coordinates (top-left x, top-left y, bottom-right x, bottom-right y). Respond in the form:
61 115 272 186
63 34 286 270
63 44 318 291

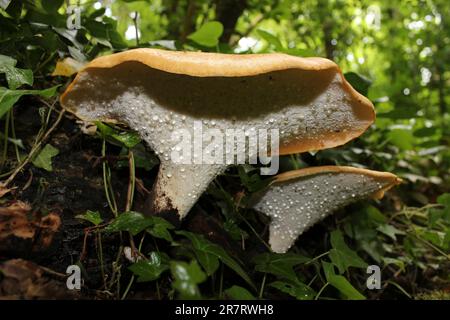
3 109 65 186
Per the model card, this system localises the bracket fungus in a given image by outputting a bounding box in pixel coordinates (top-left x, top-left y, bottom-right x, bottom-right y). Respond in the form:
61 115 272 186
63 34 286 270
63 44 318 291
252 166 402 253
61 48 375 220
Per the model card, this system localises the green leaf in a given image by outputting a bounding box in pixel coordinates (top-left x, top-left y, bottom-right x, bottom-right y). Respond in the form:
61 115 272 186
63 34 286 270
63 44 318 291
238 166 271 192
145 216 175 242
32 144 59 172
257 29 284 51
224 285 256 300
328 230 367 274
171 260 207 299
321 261 366 300
344 72 372 96
270 281 315 300
366 205 387 223
104 211 154 235
253 252 309 283
378 108 417 120
387 129 415 150
42 0 64 12
0 85 59 118
129 252 169 282
76 210 103 226
105 211 174 239
117 144 159 171
328 274 366 300
95 122 141 148
111 131 141 148
187 21 223 47
437 193 450 208
377 224 405 241
177 231 255 289
0 54 33 89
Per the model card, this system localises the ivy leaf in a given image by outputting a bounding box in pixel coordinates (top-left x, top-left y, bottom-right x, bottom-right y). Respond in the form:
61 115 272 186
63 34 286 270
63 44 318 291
104 211 154 235
171 260 207 299
176 231 255 289
111 131 141 148
224 285 256 300
76 210 103 226
95 122 141 148
0 85 59 118
0 54 33 89
41 0 64 13
321 261 366 300
253 252 309 283
187 21 223 47
105 211 174 239
377 224 405 241
129 252 169 282
32 144 59 172
145 216 174 242
270 281 315 300
329 230 367 274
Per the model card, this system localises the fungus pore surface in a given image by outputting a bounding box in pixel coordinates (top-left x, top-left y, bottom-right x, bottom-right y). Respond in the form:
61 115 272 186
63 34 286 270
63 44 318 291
253 166 401 253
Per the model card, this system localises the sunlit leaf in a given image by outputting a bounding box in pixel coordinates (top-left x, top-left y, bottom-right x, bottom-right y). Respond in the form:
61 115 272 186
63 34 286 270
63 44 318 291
387 129 415 150
187 21 223 47
52 57 85 77
257 29 283 51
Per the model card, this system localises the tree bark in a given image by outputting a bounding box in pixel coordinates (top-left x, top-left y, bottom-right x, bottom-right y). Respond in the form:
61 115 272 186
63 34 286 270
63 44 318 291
215 0 247 44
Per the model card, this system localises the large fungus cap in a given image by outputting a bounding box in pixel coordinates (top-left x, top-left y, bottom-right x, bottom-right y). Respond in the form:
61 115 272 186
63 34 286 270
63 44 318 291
252 166 402 253
61 48 375 219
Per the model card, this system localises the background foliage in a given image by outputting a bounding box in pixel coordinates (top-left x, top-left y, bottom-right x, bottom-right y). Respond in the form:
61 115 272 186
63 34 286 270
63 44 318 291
0 0 449 300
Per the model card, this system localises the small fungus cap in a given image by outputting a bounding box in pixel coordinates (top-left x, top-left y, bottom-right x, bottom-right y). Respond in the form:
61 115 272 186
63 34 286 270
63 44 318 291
253 166 402 253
